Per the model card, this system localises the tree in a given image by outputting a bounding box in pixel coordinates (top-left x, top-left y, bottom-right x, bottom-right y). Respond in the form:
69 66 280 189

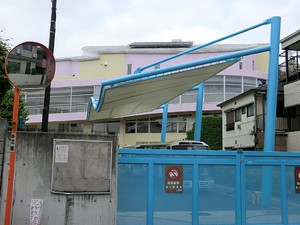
0 31 10 97
0 32 28 129
186 116 222 150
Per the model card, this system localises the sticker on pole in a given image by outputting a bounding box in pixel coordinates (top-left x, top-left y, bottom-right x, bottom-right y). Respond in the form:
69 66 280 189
10 132 17 151
295 167 300 193
165 165 183 193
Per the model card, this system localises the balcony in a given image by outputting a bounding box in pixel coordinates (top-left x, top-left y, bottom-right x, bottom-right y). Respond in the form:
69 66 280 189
256 114 288 132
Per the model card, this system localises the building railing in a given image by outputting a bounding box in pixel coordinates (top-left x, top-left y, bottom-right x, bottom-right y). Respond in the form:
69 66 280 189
290 115 300 131
27 104 89 115
256 114 287 132
278 50 300 82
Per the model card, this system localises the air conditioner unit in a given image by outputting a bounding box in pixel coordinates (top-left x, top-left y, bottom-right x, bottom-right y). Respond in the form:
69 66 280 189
32 53 38 58
16 49 21 54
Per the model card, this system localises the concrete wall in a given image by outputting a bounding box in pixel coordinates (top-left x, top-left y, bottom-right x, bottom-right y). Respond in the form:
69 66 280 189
0 132 118 225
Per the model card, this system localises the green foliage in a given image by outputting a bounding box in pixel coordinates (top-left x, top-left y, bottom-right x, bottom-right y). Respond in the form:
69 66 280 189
0 32 28 129
0 89 28 128
186 116 222 150
0 33 11 97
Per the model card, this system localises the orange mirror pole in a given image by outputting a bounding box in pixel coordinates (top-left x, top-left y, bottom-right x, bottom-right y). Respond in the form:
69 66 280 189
4 87 20 225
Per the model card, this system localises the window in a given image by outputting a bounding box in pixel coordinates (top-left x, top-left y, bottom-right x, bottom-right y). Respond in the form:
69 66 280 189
150 117 162 133
125 120 136 133
7 61 21 74
181 90 197 103
226 111 234 131
137 118 149 133
204 75 224 102
125 115 189 134
25 86 94 115
94 85 101 99
127 64 132 74
71 86 93 112
235 108 241 122
243 77 257 92
242 107 246 114
58 123 70 132
225 76 242 100
25 62 31 74
92 122 120 134
23 44 33 51
50 87 71 113
70 123 83 133
247 104 254 117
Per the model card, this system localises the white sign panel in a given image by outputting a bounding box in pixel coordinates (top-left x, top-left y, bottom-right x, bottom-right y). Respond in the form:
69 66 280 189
29 199 43 225
55 145 69 163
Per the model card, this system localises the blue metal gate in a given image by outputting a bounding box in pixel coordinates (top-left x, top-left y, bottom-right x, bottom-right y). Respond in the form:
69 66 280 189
117 149 300 225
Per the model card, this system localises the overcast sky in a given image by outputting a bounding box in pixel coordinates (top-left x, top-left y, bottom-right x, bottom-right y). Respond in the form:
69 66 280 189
1 0 299 58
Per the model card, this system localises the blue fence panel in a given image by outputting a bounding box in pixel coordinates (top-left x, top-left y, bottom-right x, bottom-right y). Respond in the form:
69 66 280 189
117 150 300 225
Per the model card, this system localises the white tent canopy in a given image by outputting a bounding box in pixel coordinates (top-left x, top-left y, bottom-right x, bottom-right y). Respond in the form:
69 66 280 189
87 60 238 121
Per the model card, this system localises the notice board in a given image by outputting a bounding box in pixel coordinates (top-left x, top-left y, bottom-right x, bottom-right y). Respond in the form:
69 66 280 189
51 139 112 194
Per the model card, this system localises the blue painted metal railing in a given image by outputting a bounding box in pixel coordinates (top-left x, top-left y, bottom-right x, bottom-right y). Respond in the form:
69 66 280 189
117 149 300 225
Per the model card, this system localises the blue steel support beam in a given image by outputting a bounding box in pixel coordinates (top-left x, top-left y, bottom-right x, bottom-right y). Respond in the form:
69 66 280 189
147 163 154 225
102 46 269 87
261 16 281 207
264 16 281 152
161 103 168 142
192 163 199 225
134 20 269 73
194 83 204 141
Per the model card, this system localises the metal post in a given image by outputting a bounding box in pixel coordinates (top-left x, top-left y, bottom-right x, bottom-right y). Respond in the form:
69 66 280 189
263 16 281 152
42 0 57 132
161 103 168 142
194 82 204 141
261 16 281 207
4 88 20 225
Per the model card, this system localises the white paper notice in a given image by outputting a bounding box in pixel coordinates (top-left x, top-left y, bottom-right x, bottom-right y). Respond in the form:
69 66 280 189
29 199 43 225
55 145 69 163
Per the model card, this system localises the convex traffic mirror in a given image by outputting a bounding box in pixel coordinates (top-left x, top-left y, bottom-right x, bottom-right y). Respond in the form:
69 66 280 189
4 41 55 91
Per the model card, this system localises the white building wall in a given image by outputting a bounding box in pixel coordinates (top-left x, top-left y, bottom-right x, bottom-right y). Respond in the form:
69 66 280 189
284 80 300 107
287 131 300 152
222 92 255 149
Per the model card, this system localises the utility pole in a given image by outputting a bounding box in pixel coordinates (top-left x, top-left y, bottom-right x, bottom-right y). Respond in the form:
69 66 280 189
42 0 57 132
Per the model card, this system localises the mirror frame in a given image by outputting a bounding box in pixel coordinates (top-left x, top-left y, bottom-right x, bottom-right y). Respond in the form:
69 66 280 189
4 41 55 92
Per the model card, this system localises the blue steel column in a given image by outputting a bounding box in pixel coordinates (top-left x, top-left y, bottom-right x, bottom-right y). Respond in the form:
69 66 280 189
263 16 281 152
161 103 168 142
261 16 281 207
147 163 154 225
192 163 199 225
194 83 204 141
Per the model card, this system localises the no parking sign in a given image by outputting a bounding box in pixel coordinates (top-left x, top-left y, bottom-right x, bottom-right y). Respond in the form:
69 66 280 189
165 165 183 193
295 167 300 193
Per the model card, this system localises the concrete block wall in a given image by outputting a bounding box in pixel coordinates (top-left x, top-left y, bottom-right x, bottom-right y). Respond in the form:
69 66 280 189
0 132 118 225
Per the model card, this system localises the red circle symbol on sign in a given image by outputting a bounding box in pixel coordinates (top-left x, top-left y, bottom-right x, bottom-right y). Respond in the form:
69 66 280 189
167 166 181 181
296 168 300 181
